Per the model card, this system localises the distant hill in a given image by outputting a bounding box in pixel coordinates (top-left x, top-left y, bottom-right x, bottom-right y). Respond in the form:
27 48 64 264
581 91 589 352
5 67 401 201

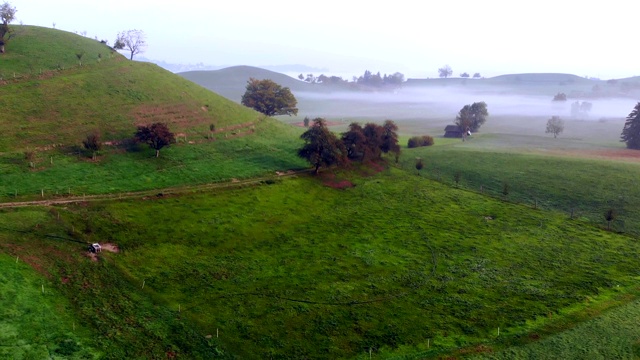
179 65 323 102
484 73 595 85
0 26 265 152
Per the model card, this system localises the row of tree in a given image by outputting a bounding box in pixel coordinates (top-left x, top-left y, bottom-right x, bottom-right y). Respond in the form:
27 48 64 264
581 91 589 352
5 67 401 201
437 65 481 79
298 119 400 174
298 70 405 87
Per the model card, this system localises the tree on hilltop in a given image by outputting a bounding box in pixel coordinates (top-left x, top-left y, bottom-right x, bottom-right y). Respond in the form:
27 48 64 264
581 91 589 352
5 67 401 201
0 1 17 53
298 118 346 174
473 73 481 78
114 29 146 60
460 72 470 78
134 122 175 157
241 78 298 117
621 102 640 149
438 65 452 78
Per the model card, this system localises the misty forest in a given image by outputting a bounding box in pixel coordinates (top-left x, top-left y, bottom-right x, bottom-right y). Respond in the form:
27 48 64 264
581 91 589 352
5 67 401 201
3 2 640 359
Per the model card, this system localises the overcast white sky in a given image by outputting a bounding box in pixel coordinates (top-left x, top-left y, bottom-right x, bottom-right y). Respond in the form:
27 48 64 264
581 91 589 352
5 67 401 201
10 0 639 79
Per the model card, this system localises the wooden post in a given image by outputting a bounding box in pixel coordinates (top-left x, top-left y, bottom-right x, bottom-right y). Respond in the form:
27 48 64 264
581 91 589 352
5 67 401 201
142 280 145 289
41 189 44 198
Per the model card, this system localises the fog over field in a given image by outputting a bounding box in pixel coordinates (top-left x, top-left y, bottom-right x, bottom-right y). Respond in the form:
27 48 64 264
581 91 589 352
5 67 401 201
296 87 637 121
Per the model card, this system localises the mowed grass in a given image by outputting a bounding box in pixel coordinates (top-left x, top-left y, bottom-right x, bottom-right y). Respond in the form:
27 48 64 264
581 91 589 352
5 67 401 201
401 134 640 237
48 167 640 358
0 210 98 359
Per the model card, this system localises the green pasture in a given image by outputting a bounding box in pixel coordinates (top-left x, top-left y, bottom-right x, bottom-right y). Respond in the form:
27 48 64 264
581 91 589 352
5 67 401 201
0 118 306 198
0 210 98 359
401 133 640 236
42 167 640 358
475 298 640 359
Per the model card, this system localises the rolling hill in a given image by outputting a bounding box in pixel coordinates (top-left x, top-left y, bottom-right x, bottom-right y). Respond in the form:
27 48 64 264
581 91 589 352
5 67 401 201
0 26 273 152
179 65 319 103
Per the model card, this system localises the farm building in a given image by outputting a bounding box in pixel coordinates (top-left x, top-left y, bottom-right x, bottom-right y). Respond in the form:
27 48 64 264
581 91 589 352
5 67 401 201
444 125 463 138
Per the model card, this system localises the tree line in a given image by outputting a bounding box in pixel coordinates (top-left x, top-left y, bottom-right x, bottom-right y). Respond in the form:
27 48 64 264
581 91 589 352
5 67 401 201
298 119 400 174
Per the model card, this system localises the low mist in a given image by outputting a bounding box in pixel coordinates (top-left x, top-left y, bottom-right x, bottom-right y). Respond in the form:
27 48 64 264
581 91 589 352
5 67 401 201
295 86 637 121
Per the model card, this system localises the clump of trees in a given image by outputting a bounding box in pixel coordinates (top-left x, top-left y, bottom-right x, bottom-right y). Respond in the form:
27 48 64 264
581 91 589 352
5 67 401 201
570 101 592 118
407 135 434 148
552 92 567 101
241 78 298 117
0 1 17 53
545 116 564 138
356 70 404 87
621 102 640 149
298 119 401 173
114 29 146 60
438 65 452 78
298 118 346 174
134 122 175 157
455 101 488 133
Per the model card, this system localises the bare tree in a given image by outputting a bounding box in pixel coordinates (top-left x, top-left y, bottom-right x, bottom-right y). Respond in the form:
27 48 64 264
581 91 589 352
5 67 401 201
114 29 147 60
0 1 17 53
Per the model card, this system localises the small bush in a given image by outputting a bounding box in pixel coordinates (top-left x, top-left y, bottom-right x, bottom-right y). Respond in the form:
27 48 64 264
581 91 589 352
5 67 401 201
407 135 435 148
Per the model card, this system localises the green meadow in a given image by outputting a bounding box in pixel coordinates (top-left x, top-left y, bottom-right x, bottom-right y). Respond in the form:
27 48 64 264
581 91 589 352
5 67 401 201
3 25 640 359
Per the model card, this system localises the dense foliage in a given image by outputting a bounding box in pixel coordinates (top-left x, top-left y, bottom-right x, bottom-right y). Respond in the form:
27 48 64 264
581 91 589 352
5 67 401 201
241 78 298 116
455 101 489 132
621 102 640 149
297 118 346 174
134 122 175 157
408 135 435 148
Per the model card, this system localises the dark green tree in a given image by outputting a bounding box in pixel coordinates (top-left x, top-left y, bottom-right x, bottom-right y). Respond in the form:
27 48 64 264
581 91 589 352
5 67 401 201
241 78 298 116
455 101 488 133
362 122 384 160
381 119 401 162
134 122 175 157
621 102 640 149
298 118 346 174
341 122 367 160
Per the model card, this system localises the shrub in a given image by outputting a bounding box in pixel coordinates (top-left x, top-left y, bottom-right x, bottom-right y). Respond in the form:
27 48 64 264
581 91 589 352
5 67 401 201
407 135 434 148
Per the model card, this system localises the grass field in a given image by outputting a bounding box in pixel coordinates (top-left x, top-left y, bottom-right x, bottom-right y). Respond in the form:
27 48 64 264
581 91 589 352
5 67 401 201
8 166 630 358
0 118 306 199
475 298 640 359
4 24 640 360
0 211 98 359
399 133 640 237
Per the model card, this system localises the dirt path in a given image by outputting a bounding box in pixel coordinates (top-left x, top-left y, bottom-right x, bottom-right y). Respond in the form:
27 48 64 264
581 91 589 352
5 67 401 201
0 170 310 209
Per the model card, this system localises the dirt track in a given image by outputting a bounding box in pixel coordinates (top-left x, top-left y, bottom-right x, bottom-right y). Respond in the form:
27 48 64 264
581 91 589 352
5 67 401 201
0 170 308 209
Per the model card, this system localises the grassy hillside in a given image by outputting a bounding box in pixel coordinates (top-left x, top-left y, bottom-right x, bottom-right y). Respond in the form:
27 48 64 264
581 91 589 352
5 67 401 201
3 167 638 358
179 65 320 103
0 26 309 196
1 25 114 76
0 26 276 153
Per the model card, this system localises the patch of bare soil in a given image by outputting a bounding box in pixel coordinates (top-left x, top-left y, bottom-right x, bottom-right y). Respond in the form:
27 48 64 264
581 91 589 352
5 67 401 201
85 243 120 262
544 148 640 162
